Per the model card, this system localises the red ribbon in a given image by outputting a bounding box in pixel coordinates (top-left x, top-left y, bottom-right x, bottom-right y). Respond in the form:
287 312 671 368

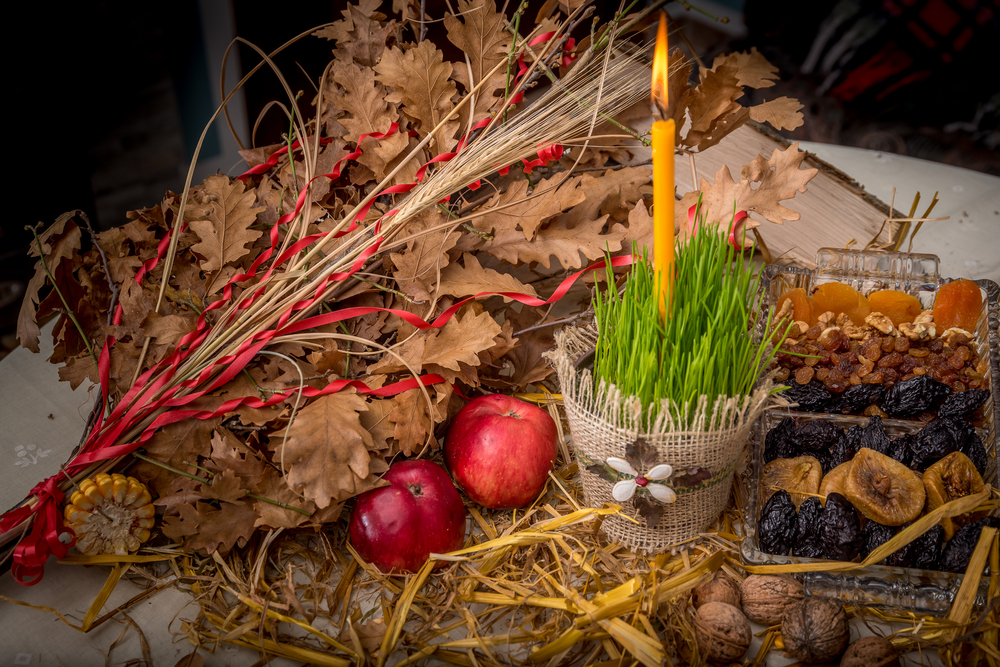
0 477 74 586
687 205 750 249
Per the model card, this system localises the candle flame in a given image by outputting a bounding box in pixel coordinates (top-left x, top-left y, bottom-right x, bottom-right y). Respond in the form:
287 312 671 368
651 13 669 116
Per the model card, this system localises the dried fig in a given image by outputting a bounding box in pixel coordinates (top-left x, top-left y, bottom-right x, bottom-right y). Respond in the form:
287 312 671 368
819 460 852 503
692 571 741 610
844 448 925 526
740 574 803 625
781 597 849 663
923 452 986 539
840 636 900 667
762 456 823 509
693 601 751 664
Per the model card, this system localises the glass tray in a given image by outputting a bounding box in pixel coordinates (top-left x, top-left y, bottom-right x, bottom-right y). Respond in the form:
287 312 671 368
740 248 999 614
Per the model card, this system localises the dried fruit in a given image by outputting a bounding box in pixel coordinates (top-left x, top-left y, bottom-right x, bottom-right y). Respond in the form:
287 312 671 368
868 290 923 327
759 490 798 556
911 417 983 472
692 571 741 610
879 374 951 417
781 597 849 664
884 433 915 468
764 417 799 463
859 415 892 456
793 497 824 558
820 492 862 561
776 287 812 325
693 601 751 664
883 522 944 569
812 282 871 326
844 448 925 526
839 636 900 667
739 574 803 625
860 521 896 560
938 517 998 573
828 426 863 470
783 380 833 412
819 461 852 502
831 383 883 414
762 456 823 509
923 452 986 539
64 473 155 555
937 388 990 419
793 420 843 451
933 279 982 333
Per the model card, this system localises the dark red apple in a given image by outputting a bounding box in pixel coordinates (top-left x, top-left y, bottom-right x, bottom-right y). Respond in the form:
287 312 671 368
444 394 558 509
349 460 466 573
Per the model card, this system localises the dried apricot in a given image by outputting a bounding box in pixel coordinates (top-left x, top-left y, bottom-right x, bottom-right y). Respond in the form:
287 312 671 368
812 283 871 325
776 288 811 324
933 279 982 332
868 290 922 326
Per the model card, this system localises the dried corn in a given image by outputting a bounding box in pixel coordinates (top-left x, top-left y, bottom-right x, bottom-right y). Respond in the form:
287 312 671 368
63 473 155 555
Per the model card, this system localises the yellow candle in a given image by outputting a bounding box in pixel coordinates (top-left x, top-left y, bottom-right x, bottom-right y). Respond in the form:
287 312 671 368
652 118 674 320
651 14 674 321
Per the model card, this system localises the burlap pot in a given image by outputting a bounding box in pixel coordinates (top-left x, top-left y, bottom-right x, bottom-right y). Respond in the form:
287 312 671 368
549 324 773 554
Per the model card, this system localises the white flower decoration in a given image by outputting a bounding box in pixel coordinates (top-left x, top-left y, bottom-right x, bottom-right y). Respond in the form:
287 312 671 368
607 457 677 504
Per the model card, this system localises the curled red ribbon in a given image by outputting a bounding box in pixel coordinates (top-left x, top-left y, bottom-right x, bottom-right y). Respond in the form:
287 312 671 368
0 476 74 586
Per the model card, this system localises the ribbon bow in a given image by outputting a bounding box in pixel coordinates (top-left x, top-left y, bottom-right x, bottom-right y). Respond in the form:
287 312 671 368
0 475 75 585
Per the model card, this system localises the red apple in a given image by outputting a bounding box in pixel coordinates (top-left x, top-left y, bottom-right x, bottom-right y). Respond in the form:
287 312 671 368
349 460 466 574
444 394 558 509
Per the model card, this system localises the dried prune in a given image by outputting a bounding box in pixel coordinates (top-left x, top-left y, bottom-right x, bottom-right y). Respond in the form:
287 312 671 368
764 417 799 463
860 415 892 456
793 497 824 558
879 375 951 417
828 425 863 469
938 518 997 573
911 417 978 471
910 525 945 570
783 380 834 412
831 383 883 414
860 521 896 560
937 388 990 419
794 420 844 451
885 433 915 468
820 493 862 562
759 490 798 556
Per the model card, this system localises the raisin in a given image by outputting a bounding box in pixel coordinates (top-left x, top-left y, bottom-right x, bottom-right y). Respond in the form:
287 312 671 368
795 366 815 385
894 336 910 353
938 518 997 573
794 420 843 451
783 380 833 413
793 497 825 558
820 493 862 562
860 415 892 456
937 388 990 419
911 417 970 471
878 352 904 368
860 338 882 363
826 381 847 394
806 324 822 340
881 336 894 353
860 521 896 560
764 417 799 463
879 375 952 417
933 279 982 333
759 490 798 556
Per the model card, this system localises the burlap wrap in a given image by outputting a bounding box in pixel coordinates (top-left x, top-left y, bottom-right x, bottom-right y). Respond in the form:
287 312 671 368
549 324 773 554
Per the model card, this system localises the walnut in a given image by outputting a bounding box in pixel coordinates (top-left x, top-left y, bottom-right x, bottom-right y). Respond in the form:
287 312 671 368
865 312 895 334
692 571 741 610
739 574 803 625
835 312 853 327
842 323 867 340
817 326 841 346
941 327 974 348
816 311 836 328
914 310 934 326
781 598 849 664
693 601 751 664
775 298 794 322
899 321 935 341
840 636 900 667
793 321 809 336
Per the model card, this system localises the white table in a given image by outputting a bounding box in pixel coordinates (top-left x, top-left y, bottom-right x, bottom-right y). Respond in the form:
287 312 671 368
2 147 996 666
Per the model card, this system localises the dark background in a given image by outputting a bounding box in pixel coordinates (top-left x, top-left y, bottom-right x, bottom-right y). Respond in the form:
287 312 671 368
3 0 998 355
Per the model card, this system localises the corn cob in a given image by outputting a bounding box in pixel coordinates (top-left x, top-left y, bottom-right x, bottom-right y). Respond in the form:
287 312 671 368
63 473 155 555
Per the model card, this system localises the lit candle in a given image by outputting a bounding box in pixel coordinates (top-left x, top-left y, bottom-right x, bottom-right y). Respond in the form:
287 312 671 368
651 14 674 321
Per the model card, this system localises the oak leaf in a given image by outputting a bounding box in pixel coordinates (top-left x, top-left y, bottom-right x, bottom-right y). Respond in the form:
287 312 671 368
749 97 805 131
495 305 555 389
438 252 538 302
187 175 264 292
445 0 512 124
161 499 257 555
360 398 398 453
557 167 650 226
17 213 82 352
388 388 436 456
482 213 622 269
141 312 197 349
275 390 381 508
250 467 315 529
682 65 743 147
200 469 246 504
375 41 460 155
474 173 585 240
390 209 460 303
610 199 654 257
711 48 778 89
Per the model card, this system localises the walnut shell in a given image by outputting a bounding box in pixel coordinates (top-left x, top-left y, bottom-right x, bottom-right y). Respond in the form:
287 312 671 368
693 601 752 664
740 574 803 625
692 571 741 610
840 636 900 667
781 598 849 663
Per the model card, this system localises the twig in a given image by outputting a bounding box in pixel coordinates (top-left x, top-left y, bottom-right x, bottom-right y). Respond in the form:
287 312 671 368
419 0 427 41
78 212 119 328
513 308 593 337
132 452 311 516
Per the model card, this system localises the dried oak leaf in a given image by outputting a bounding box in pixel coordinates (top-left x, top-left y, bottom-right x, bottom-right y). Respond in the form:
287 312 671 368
557 166 651 226
375 40 460 156
483 212 622 269
141 311 197 349
161 499 257 555
474 173 585 240
313 0 386 43
749 97 805 131
200 469 246 504
493 305 556 389
445 0 512 124
611 199 654 257
711 48 778 89
250 467 315 529
314 0 395 67
274 389 384 508
328 61 410 182
390 209 460 303
388 387 437 456
438 252 539 302
681 65 743 148
187 175 264 292
676 143 819 244
17 213 82 352
360 397 398 453
135 416 222 495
